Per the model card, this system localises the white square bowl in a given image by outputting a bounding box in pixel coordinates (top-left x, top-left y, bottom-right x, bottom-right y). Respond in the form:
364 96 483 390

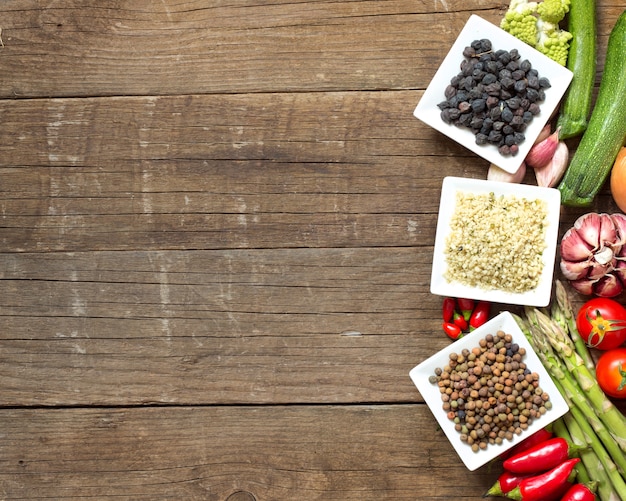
430 176 561 307
409 311 569 471
414 14 573 173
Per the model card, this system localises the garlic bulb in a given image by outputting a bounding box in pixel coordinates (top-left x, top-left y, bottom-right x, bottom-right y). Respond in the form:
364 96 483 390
560 212 626 297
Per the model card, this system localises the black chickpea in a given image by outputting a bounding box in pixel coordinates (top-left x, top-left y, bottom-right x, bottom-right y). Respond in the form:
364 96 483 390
431 330 551 453
438 38 551 157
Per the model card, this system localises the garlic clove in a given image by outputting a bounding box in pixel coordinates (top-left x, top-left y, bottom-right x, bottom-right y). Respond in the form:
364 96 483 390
593 274 623 298
534 141 569 188
617 241 626 258
534 123 552 145
586 256 616 280
572 213 603 250
610 213 626 248
560 226 594 262
560 259 593 280
525 127 560 169
599 213 619 248
569 278 598 296
593 245 615 267
487 162 526 183
613 258 626 283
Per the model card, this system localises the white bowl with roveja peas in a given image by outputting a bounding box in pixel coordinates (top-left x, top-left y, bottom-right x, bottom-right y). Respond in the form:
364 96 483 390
409 311 569 471
414 14 572 174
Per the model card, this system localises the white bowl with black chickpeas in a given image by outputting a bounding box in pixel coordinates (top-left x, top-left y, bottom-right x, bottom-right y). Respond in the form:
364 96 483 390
409 311 569 471
414 14 572 174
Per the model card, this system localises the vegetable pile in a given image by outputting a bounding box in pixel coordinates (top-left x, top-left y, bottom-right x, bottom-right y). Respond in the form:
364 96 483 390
558 10 626 207
507 282 626 501
441 297 490 339
434 282 626 499
495 1 626 210
423 3 626 499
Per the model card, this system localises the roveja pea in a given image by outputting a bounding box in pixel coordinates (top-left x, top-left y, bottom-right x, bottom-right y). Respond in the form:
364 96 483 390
431 330 552 453
438 39 551 157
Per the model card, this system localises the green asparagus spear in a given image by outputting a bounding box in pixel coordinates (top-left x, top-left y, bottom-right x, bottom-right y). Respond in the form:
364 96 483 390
552 417 592 484
563 412 622 501
513 313 626 494
554 280 596 374
528 307 626 452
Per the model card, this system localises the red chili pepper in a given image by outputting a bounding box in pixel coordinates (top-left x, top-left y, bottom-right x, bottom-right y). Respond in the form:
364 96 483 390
442 297 456 323
484 471 532 497
560 483 597 501
442 322 463 340
453 311 468 331
500 426 554 460
505 458 579 501
503 437 573 475
469 300 490 330
457 297 474 321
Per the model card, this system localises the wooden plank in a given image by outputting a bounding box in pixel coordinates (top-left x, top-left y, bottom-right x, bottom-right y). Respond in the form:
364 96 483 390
0 90 468 168
0 404 500 500
0 90 481 252
0 247 447 406
0 0 505 98
0 1 620 98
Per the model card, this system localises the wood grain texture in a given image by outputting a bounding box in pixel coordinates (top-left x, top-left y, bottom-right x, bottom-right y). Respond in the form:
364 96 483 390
0 90 477 252
0 405 500 500
0 0 504 98
0 1 621 98
0 247 442 406
0 90 617 253
1 0 624 499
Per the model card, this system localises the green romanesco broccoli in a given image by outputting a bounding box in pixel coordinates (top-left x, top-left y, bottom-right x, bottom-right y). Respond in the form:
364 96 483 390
500 0 539 46
535 19 573 66
537 0 570 24
500 0 572 66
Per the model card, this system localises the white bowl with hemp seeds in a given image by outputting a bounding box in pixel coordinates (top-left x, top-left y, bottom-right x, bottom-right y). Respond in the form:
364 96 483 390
409 311 569 471
430 176 561 307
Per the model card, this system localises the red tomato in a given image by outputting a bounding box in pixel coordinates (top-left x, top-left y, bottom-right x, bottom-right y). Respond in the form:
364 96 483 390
576 298 626 350
596 348 626 399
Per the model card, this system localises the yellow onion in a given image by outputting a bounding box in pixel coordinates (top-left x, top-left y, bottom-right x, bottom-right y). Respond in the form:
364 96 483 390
560 212 626 297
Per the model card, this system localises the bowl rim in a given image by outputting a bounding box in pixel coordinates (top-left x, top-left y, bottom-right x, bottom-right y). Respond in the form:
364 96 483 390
413 14 573 174
430 176 561 307
409 311 569 470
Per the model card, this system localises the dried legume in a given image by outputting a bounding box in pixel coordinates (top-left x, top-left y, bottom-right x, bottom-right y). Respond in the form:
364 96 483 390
438 38 551 156
430 330 552 453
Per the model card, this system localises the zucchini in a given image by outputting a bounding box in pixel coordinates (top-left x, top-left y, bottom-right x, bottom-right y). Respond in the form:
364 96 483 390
558 10 626 207
556 0 597 139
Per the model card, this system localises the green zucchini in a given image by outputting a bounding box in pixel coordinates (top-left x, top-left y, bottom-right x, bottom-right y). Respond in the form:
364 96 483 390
556 0 597 139
558 10 626 207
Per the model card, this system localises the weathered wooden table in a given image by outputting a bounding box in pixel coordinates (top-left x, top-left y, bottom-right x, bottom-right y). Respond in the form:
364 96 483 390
0 1 623 499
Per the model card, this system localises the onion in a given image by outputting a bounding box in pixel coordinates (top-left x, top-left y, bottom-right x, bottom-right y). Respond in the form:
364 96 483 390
487 162 526 184
560 212 626 297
